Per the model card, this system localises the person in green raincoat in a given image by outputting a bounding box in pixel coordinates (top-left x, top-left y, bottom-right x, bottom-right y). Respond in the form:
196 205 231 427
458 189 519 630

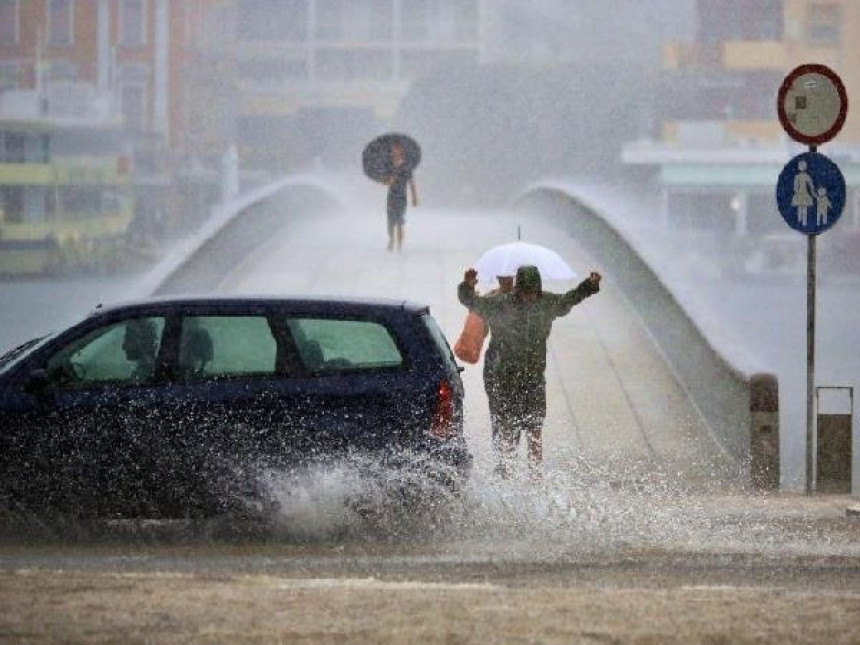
458 264 601 479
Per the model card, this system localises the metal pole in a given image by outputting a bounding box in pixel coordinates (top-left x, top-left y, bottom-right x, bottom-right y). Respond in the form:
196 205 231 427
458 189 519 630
806 231 816 495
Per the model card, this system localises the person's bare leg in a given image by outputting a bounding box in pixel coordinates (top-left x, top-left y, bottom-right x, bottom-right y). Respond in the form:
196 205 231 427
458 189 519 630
387 221 394 251
396 224 404 251
494 423 517 480
526 425 543 481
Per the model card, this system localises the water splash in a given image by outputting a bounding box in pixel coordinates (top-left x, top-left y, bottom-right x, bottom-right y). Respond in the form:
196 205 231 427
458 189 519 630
244 452 860 561
3 451 857 561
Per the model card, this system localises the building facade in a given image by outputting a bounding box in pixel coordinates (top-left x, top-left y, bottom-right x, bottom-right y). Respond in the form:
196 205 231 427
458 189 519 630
622 0 860 273
231 0 484 169
0 0 236 273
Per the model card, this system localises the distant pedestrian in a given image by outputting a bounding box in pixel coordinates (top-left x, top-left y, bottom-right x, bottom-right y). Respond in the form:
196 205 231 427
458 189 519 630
458 265 601 479
386 142 418 252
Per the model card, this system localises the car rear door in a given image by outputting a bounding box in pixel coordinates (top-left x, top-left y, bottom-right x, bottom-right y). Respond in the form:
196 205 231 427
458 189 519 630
277 311 425 462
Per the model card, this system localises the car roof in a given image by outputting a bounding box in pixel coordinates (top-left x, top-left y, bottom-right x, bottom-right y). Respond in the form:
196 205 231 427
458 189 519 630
86 294 431 318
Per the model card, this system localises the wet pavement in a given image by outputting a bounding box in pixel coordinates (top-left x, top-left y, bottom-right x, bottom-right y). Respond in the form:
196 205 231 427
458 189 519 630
1 484 859 644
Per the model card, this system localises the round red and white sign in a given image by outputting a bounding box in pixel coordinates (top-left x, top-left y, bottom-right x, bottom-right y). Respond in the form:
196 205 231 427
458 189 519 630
777 64 848 146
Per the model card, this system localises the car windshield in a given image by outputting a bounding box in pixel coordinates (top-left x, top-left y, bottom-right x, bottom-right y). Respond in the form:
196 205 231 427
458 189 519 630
0 333 55 375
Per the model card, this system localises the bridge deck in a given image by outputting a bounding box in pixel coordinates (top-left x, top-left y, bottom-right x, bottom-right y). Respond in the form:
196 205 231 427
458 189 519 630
219 205 733 488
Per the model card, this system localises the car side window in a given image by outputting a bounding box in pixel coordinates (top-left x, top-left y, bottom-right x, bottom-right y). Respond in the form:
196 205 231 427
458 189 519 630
45 317 165 387
176 315 276 381
288 318 403 373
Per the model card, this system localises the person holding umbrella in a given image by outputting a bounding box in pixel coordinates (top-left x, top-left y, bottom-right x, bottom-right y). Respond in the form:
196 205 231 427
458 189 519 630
363 133 421 252
385 141 418 251
458 264 602 480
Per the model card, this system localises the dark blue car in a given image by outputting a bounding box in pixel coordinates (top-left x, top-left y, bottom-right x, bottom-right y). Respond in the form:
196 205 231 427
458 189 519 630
0 296 471 519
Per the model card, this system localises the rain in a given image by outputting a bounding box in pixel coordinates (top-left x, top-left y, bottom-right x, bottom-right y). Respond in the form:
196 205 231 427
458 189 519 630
1 1 860 643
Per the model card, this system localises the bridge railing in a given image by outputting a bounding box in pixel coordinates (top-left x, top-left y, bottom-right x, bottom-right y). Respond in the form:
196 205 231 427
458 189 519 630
518 181 780 490
136 174 347 297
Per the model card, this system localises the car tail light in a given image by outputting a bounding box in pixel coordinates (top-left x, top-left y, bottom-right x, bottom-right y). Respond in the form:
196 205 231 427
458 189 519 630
429 379 455 440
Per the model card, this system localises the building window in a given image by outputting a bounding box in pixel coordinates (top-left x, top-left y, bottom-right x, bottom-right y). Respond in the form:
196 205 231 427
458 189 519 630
316 49 393 82
120 0 147 47
236 0 307 42
807 4 841 45
316 0 392 42
401 0 431 40
0 0 20 45
119 65 149 132
0 186 25 223
47 0 74 47
0 64 21 92
697 0 782 42
121 84 146 132
47 62 77 83
238 58 308 85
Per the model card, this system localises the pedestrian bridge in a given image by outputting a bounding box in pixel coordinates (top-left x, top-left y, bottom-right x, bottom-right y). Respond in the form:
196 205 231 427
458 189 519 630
138 173 779 490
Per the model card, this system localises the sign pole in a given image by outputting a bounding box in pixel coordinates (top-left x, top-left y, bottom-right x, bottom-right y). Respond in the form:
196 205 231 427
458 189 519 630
777 64 848 495
806 230 816 495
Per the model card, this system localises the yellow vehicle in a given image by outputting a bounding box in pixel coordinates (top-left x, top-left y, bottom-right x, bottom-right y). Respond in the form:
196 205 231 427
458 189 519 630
0 119 133 275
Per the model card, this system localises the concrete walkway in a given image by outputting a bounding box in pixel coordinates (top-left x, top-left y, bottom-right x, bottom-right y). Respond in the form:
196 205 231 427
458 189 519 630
219 206 734 489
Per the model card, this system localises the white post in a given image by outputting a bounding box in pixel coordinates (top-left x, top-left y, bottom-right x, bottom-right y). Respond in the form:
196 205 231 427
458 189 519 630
97 0 110 92
221 144 239 203
307 0 317 83
154 0 169 139
392 0 401 79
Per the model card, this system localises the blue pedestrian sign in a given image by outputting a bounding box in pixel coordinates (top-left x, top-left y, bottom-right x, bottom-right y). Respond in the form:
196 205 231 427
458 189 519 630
776 152 846 235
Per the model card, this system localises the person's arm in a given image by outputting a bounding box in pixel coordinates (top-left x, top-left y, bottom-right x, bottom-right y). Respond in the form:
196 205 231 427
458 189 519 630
409 176 418 207
458 269 501 319
554 271 601 316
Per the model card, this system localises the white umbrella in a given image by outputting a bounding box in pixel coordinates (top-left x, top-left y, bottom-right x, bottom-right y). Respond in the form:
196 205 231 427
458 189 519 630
474 241 577 281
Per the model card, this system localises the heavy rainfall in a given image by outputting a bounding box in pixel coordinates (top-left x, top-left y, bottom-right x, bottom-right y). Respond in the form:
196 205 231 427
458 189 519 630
1 1 860 644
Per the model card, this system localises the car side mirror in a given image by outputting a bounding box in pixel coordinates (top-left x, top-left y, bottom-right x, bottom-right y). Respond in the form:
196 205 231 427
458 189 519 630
23 369 50 395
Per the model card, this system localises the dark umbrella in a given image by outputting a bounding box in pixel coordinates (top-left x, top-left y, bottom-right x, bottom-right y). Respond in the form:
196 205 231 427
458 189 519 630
362 133 421 184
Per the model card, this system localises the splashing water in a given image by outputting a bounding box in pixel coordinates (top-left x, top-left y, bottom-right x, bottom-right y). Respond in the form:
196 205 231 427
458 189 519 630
2 448 857 561
247 450 860 561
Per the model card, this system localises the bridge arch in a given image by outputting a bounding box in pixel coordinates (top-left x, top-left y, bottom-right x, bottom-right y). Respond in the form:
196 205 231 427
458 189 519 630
516 182 779 487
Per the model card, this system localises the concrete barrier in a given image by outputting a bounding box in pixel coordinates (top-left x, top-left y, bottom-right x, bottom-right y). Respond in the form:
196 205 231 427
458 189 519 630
517 184 780 488
137 174 348 297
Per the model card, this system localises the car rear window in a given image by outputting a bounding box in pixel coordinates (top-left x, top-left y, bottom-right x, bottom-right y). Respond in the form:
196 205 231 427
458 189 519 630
288 317 403 373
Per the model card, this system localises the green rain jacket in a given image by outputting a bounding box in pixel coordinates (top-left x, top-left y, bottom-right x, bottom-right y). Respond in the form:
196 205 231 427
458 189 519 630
457 265 599 387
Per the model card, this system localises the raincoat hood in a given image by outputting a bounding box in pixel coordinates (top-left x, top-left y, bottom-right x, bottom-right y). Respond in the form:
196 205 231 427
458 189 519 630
515 265 542 296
